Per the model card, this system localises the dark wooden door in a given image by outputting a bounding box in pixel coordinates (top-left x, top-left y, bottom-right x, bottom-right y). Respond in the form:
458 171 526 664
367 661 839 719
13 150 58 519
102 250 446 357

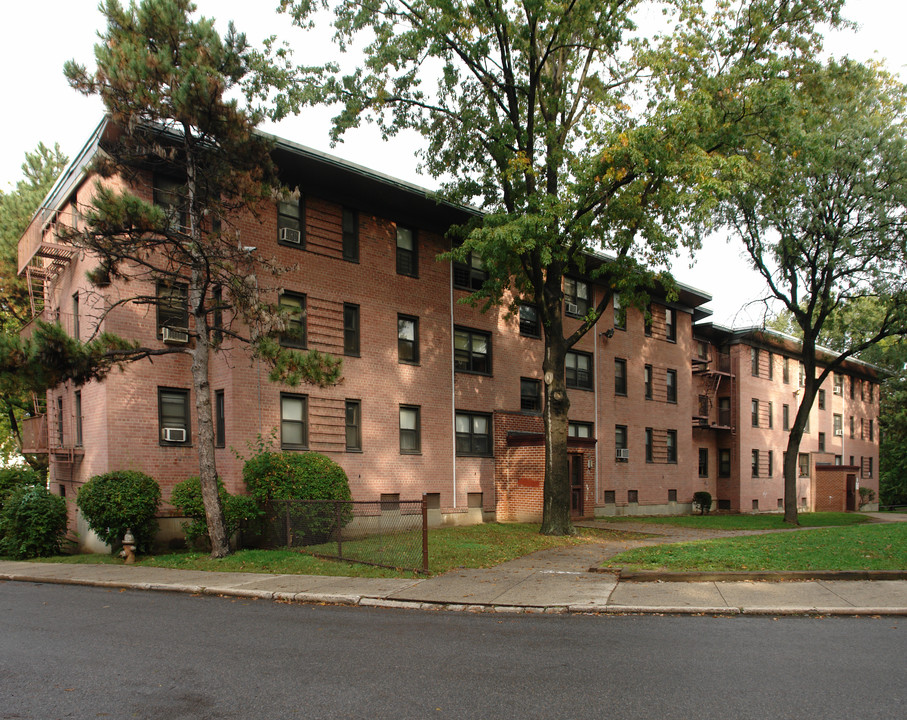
570 454 584 517
846 474 857 512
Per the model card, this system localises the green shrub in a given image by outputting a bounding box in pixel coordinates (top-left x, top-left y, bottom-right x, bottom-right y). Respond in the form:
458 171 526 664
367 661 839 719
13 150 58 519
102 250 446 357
858 487 876 508
0 485 68 559
0 466 45 513
76 470 161 552
170 476 263 545
692 491 712 515
243 451 352 544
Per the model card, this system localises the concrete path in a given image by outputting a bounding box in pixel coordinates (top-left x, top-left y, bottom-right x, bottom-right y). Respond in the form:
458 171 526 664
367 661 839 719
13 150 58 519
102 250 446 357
2 511 905 615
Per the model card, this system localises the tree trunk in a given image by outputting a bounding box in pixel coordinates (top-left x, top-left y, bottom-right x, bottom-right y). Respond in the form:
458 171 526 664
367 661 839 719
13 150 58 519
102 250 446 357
783 358 818 525
540 334 573 535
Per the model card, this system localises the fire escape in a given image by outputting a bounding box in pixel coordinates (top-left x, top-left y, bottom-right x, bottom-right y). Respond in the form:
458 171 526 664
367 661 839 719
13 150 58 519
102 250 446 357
692 349 735 433
17 204 82 467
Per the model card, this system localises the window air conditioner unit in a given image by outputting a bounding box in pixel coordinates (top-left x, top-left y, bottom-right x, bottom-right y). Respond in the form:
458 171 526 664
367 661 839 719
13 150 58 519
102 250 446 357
833 387 842 395
834 429 843 436
162 427 186 443
566 302 579 315
279 227 301 244
616 448 630 460
161 327 189 344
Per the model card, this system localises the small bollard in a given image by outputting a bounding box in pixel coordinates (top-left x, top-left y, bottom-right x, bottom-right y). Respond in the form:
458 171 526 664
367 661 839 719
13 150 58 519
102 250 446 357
122 529 136 564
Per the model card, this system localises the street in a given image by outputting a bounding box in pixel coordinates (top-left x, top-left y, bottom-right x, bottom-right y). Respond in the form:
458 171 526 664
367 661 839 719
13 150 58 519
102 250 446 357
1 582 903 719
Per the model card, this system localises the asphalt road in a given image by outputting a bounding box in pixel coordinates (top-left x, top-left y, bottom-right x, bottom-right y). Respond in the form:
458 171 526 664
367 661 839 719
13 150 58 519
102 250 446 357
1 582 903 720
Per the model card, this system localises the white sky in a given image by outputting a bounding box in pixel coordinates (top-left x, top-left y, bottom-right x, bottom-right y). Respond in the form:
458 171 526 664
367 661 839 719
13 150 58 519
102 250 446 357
1 0 903 325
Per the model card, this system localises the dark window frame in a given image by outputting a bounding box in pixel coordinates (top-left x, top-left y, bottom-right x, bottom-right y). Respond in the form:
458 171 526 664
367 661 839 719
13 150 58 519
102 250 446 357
278 291 307 349
396 225 418 277
520 377 542 412
564 277 590 316
397 314 419 364
399 405 421 454
615 424 628 461
719 448 731 477
666 429 677 463
156 281 189 337
277 197 304 248
614 358 627 396
666 369 677 404
613 293 626 330
74 390 83 448
568 422 594 438
454 326 492 375
644 364 653 400
455 411 493 456
519 304 541 338
566 350 593 390
452 252 488 291
159 387 191 447
344 303 360 356
215 389 225 448
665 308 676 342
345 399 362 452
645 427 653 463
698 447 708 477
342 207 359 262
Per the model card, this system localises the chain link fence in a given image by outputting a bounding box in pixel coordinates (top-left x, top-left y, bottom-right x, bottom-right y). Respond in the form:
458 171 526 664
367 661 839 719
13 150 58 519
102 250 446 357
266 498 428 573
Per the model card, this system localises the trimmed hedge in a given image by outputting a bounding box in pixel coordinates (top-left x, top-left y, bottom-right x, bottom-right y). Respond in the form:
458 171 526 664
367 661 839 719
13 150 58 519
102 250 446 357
170 476 262 546
0 484 68 559
77 470 161 552
692 491 712 515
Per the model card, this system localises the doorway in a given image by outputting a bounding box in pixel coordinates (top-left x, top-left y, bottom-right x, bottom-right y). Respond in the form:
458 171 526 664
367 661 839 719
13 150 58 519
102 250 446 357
570 454 584 517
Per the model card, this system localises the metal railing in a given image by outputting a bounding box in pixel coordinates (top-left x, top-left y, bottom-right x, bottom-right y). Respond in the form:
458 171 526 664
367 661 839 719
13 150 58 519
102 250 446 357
266 498 429 573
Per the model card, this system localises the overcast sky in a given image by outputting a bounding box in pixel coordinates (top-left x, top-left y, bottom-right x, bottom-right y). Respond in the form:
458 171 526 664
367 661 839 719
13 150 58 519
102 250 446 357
2 1 903 325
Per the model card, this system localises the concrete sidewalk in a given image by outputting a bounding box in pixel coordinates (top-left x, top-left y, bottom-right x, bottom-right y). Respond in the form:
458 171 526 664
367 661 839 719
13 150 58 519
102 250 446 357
3 557 906 616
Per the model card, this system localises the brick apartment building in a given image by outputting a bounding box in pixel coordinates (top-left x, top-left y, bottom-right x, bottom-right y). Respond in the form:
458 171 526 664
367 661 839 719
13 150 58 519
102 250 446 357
17 119 880 548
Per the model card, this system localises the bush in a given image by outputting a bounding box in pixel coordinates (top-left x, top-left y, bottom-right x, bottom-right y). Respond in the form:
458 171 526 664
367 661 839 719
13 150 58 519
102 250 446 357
692 491 712 515
170 476 263 545
0 466 46 513
859 487 876 508
243 451 352 544
76 470 161 552
0 485 68 559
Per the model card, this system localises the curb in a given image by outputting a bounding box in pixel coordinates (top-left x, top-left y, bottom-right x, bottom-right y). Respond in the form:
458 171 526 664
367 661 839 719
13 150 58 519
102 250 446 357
596 569 907 583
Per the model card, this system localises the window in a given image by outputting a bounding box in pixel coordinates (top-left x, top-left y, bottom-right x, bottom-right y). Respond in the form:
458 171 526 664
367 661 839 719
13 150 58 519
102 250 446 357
154 175 186 231
278 292 307 348
768 450 774 476
767 401 773 429
668 489 678 503
345 400 361 451
861 418 865 440
456 413 491 456
718 397 730 426
212 285 223 344
835 455 842 465
399 405 421 453
604 490 616 504
869 383 874 402
752 449 759 477
798 452 810 477
215 390 225 448
783 357 790 384
751 399 759 428
850 415 855 439
615 425 628 461
697 340 709 361
834 413 843 436
865 457 874 479
568 422 593 438
644 365 653 400
454 327 491 374
752 499 759 511
56 396 63 447
613 293 625 330
74 390 83 447
343 304 360 356
564 277 590 316
783 404 790 431
818 389 826 410
614 358 627 396
157 281 188 338
666 430 677 463
818 432 826 453
342 207 359 262
398 315 419 363
645 428 653 463
628 490 639 504
698 448 708 477
565 351 593 390
453 252 487 290
520 378 541 412
159 388 190 445
799 362 805 388
834 373 843 395
850 376 855 399
870 419 874 442
644 304 653 336
803 412 810 434
767 352 774 380
859 379 864 401
72 292 80 341
719 449 731 477
280 394 308 449
396 226 417 277
277 198 303 247
666 369 677 403
751 347 759 377
519 304 540 337
665 308 676 342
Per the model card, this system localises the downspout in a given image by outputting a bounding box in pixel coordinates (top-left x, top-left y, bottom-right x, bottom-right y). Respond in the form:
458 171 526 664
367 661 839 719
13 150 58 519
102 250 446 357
450 261 457 508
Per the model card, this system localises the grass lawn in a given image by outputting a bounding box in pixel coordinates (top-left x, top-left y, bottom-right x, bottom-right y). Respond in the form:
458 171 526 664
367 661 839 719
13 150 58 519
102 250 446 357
605 523 907 572
600 512 867 531
26 523 645 578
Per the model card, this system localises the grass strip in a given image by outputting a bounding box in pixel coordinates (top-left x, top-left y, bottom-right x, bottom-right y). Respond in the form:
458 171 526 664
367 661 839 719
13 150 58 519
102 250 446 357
599 512 867 531
605 523 907 572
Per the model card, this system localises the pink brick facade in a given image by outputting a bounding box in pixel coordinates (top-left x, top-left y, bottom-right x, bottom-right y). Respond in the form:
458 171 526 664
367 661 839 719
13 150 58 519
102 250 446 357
20 122 881 547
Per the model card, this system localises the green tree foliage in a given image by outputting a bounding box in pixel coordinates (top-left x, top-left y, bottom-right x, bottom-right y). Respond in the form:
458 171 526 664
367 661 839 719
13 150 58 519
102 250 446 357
76 470 162 553
0 465 46 512
39 0 344 557
267 0 846 533
0 144 68 469
722 59 907 523
0 484 68 559
170 476 262 545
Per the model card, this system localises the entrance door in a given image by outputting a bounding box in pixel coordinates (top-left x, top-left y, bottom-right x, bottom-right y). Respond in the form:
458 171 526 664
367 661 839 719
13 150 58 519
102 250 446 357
570 454 584 517
845 474 857 512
